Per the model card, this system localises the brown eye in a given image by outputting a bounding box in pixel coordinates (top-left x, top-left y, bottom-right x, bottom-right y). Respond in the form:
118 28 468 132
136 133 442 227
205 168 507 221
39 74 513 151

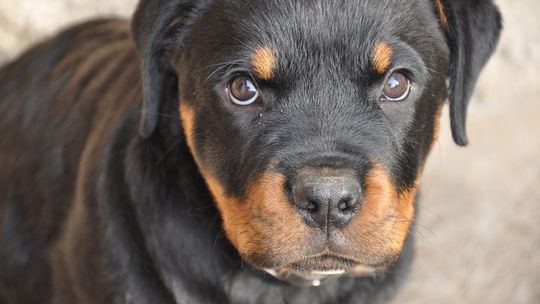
381 71 411 101
228 75 259 105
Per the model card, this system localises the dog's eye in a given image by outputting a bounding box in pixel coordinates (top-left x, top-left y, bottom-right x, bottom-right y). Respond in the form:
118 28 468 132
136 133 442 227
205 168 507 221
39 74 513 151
381 71 411 101
228 75 259 105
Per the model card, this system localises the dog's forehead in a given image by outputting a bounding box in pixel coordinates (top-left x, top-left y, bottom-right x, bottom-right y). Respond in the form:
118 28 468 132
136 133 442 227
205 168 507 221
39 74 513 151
193 0 439 76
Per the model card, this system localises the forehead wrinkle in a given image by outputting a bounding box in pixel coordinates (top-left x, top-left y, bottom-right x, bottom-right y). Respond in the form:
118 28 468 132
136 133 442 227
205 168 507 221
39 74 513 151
202 57 249 82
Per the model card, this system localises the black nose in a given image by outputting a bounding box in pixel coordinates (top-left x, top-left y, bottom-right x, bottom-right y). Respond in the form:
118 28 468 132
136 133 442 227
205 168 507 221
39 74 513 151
292 171 362 231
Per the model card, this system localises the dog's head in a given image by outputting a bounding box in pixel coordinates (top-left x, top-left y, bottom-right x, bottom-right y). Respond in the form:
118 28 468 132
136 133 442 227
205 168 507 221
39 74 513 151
132 0 501 274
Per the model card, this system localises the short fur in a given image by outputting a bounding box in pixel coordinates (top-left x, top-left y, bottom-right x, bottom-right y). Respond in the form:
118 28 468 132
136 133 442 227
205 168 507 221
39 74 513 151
0 0 501 303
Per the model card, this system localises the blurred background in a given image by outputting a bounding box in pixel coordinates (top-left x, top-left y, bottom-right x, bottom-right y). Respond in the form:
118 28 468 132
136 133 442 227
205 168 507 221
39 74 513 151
0 0 538 303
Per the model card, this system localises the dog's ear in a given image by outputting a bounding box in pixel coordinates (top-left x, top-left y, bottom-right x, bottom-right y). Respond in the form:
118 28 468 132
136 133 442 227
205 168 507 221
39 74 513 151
132 0 199 138
434 0 502 146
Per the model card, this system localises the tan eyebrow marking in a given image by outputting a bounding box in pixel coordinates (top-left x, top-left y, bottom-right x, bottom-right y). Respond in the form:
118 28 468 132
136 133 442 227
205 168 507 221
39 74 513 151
372 42 393 74
251 47 276 80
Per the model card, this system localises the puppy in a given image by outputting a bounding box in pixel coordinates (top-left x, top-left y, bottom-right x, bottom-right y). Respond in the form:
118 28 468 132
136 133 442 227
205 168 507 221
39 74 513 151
0 0 501 303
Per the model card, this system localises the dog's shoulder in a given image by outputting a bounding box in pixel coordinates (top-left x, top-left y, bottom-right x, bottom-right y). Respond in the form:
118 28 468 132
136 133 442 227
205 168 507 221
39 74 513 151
0 18 139 143
0 17 142 193
0 18 153 302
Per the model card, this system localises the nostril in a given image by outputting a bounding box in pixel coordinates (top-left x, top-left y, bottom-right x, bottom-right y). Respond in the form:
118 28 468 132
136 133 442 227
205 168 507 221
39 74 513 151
338 198 352 212
306 201 318 213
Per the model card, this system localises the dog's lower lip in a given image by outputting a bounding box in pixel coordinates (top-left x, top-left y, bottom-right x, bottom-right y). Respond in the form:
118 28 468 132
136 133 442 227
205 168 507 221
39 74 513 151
287 254 359 272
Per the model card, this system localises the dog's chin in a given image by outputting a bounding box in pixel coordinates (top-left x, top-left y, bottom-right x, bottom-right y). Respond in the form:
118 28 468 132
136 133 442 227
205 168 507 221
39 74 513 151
252 253 392 274
257 254 391 287
288 254 359 272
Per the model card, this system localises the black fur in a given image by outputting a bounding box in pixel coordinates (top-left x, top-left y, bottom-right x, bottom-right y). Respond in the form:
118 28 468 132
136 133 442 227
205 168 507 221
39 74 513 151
0 0 501 303
441 0 502 145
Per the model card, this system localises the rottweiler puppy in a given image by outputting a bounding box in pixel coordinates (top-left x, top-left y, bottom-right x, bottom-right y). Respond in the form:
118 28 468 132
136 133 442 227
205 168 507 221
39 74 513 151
0 0 501 303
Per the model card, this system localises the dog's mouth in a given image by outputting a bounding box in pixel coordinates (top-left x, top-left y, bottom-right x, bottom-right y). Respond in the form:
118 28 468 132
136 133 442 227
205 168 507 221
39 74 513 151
289 254 358 272
263 254 386 287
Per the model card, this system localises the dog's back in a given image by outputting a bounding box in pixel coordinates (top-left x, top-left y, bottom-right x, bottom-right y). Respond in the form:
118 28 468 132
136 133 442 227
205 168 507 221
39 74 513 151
0 19 139 302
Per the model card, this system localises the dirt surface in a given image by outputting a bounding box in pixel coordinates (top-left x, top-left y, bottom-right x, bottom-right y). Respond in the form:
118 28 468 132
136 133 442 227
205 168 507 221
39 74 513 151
1 1 538 303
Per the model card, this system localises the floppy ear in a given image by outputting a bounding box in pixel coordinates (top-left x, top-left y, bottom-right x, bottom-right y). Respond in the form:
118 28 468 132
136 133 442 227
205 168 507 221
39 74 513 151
434 0 502 146
132 0 199 138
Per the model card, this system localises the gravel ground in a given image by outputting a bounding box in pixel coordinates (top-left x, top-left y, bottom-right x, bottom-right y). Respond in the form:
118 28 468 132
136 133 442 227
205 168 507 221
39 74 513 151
1 1 539 303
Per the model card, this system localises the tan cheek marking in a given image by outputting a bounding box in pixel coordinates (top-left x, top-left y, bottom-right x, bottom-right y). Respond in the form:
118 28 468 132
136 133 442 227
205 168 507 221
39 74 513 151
204 171 309 262
178 104 244 248
431 104 444 149
202 174 242 247
361 167 396 221
372 42 393 74
243 173 310 254
395 182 418 249
348 164 416 254
251 47 276 80
179 102 306 263
179 103 196 155
433 0 449 31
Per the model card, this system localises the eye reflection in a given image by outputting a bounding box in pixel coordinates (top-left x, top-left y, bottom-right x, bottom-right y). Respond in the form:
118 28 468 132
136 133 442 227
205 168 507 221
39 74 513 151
381 72 411 101
228 75 259 105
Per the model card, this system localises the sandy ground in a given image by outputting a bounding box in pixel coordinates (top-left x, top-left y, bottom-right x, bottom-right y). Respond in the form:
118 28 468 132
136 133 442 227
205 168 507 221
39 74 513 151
1 1 539 303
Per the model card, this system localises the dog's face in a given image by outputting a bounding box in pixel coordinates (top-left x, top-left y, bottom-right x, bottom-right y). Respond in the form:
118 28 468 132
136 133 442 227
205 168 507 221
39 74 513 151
133 0 501 273
175 0 448 271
